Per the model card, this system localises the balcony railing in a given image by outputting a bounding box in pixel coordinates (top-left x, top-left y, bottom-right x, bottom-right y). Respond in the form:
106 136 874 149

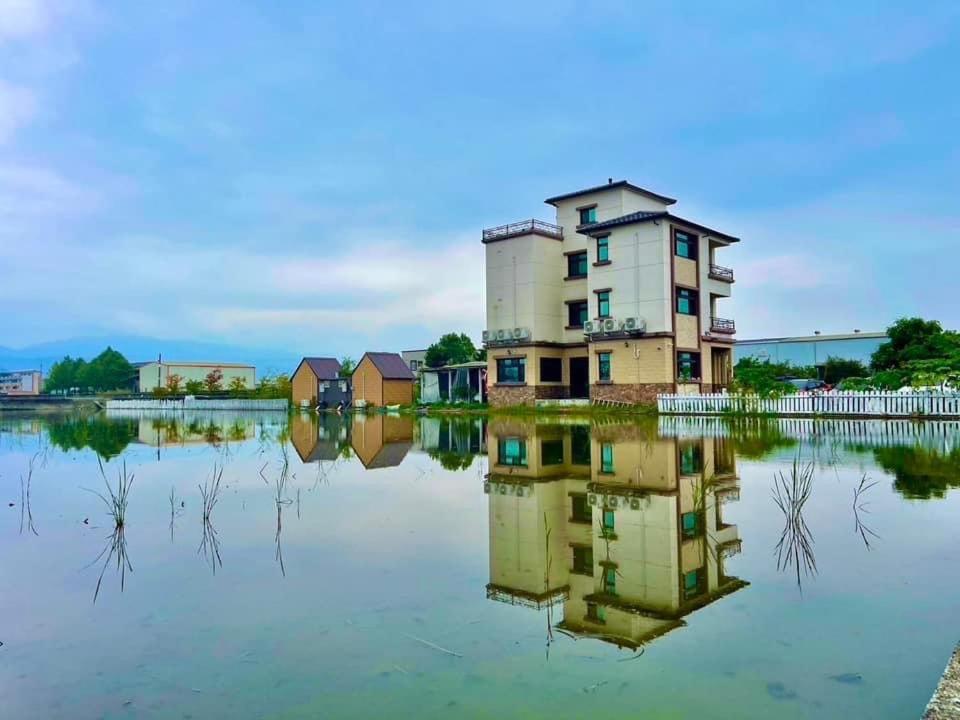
711 317 736 334
709 264 734 282
482 219 563 243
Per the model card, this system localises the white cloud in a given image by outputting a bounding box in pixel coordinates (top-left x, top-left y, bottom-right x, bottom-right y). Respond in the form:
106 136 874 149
0 80 36 142
0 0 50 40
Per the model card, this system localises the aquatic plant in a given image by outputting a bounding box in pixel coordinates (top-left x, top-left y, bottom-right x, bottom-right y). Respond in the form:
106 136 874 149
852 474 880 549
19 451 39 536
86 458 135 603
198 464 224 574
772 457 817 590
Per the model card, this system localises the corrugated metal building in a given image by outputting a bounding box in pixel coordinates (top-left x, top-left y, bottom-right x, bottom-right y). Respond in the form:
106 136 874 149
735 331 886 368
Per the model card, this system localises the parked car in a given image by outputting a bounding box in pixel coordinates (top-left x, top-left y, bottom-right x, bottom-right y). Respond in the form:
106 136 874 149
786 378 831 392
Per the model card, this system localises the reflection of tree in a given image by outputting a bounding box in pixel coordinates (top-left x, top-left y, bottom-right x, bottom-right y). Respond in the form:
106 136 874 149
873 446 960 499
724 418 799 460
427 449 476 471
47 416 137 459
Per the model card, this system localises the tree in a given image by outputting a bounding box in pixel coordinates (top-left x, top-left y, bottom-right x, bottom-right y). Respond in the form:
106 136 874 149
45 356 85 393
166 373 183 394
185 379 204 395
732 357 814 397
44 347 132 393
228 376 247 393
871 318 960 371
204 368 224 392
339 356 355 377
822 357 868 385
424 333 478 368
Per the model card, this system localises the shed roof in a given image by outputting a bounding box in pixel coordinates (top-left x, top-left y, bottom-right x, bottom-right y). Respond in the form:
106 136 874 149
359 352 415 380
577 211 740 243
299 357 341 381
545 180 677 207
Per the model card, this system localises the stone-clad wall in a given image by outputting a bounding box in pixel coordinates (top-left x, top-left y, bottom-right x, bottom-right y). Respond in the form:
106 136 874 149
590 383 673 406
488 385 535 407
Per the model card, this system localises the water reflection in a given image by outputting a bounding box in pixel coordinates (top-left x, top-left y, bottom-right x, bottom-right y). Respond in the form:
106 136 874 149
350 414 414 469
484 420 747 652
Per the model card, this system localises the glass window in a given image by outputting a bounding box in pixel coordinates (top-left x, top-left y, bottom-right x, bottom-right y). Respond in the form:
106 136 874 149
568 300 588 328
571 493 591 522
677 352 701 381
679 442 703 474
579 206 597 225
587 602 606 622
571 426 591 466
675 230 697 260
676 287 697 315
681 511 701 539
597 236 609 262
496 357 525 383
601 443 614 473
684 568 704 599
598 352 611 382
604 566 617 595
539 357 562 382
567 252 588 278
602 509 615 531
498 437 527 467
541 438 564 466
573 546 593 574
597 291 611 318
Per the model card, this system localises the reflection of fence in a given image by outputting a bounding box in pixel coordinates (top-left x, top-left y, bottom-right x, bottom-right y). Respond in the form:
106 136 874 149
106 398 289 411
658 391 960 419
658 415 960 453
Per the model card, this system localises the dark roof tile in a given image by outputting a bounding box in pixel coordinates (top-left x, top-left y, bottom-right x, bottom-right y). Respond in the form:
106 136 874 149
301 357 341 380
361 352 415 380
545 180 677 206
577 211 740 243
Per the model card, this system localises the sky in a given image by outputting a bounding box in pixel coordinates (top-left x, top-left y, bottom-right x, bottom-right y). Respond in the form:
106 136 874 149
2 0 959 360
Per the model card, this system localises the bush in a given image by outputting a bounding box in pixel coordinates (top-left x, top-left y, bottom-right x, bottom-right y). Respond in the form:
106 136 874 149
822 357 868 385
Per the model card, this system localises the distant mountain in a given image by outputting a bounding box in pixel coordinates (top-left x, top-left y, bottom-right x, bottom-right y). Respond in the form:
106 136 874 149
0 335 303 377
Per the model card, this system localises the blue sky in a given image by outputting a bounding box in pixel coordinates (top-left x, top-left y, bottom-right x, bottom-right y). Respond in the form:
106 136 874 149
2 0 959 359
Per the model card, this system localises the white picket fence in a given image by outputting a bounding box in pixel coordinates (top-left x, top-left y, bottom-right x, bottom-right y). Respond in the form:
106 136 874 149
657 391 960 418
105 398 289 411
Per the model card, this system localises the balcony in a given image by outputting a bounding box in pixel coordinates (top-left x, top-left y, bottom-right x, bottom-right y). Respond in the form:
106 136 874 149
708 264 734 282
710 317 736 334
482 219 563 243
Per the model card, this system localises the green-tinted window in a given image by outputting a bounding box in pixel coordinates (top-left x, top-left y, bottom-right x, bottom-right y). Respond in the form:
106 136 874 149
598 352 612 382
587 602 606 622
602 509 615 531
604 566 617 595
567 252 588 278
579 206 597 225
679 442 703 474
498 437 527 467
597 291 611 318
684 568 704 599
541 438 564 466
675 231 697 260
571 493 591 522
677 352 701 382
597 236 609 262
681 511 701 539
676 287 697 316
573 546 593 574
496 357 525 384
601 443 614 473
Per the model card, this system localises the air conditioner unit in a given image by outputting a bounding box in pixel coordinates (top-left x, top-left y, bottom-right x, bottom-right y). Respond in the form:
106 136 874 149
483 482 491 494
482 330 491 343
630 497 641 510
602 318 618 332
583 320 596 334
622 317 646 333
607 496 618 508
495 329 508 341
587 493 598 506
513 327 530 340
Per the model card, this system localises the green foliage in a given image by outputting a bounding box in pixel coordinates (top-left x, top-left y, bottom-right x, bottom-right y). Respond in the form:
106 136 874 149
228 376 247 393
185 379 204 395
873 445 960 499
424 333 478 368
822 356 868 385
732 357 813 397
46 347 134 393
255 374 292 399
339 356 355 377
428 449 477 471
871 317 960 371
46 416 138 458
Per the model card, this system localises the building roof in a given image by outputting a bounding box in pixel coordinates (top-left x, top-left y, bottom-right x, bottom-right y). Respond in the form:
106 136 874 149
359 352 416 380
423 360 488 372
545 180 677 207
737 332 887 345
576 211 740 243
299 357 341 381
139 361 255 368
364 442 413 469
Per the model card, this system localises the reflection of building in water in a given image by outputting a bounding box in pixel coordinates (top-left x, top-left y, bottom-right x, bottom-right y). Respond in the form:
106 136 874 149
290 413 348 463
350 414 414 469
134 415 255 446
418 417 487 455
484 420 745 649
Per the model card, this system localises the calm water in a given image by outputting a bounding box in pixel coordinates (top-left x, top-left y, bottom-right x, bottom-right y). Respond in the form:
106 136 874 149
2 410 960 719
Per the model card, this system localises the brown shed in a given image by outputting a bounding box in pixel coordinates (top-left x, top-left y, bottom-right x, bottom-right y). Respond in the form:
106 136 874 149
352 352 416 407
291 357 342 407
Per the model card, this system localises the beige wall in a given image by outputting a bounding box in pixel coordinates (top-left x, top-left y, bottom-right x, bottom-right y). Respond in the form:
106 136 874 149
291 363 318 405
675 314 699 351
139 363 255 392
352 356 382 406
382 379 413 406
674 255 697 288
588 337 674 386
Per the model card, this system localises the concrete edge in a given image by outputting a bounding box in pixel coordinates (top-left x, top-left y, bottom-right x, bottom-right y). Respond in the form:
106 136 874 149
924 643 960 719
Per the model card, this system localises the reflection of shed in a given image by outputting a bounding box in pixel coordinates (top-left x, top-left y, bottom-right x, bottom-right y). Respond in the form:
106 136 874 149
350 414 414 469
290 413 342 463
420 361 488 404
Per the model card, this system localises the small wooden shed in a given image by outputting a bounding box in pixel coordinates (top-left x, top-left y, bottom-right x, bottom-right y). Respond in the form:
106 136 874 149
352 352 416 407
291 357 348 408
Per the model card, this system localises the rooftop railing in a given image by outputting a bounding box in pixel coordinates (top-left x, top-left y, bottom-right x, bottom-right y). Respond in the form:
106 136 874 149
711 317 736 334
709 264 734 282
482 219 563 242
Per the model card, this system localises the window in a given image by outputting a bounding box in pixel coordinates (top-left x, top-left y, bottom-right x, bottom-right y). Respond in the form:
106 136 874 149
409 360 420 371
496 357 525 383
675 230 698 260
604 566 617 595
568 300 588 328
602 509 615 532
571 426 591 466
541 438 564 466
567 252 588 278
571 493 591 522
683 568 704 599
677 352 701 382
676 287 697 315
579 206 597 225
587 602 606 623
601 443 614 473
540 357 562 382
597 291 611 318
679 442 703 474
681 511 702 539
498 438 527 467
597 236 609 263
598 352 612 382
572 546 593 574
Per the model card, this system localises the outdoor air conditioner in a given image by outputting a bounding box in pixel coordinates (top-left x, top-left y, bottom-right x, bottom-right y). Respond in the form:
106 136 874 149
482 330 491 343
602 317 618 333
630 497 641 510
606 496 618 508
583 320 596 334
587 493 598 506
622 317 646 333
513 327 530 340
495 329 508 341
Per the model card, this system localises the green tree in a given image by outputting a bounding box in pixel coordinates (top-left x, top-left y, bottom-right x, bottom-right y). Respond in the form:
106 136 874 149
732 357 814 397
871 317 960 371
84 347 134 391
166 373 183 394
339 356 355 377
228 376 247 393
424 333 478 368
45 356 86 393
185 379 204 395
822 357 869 385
